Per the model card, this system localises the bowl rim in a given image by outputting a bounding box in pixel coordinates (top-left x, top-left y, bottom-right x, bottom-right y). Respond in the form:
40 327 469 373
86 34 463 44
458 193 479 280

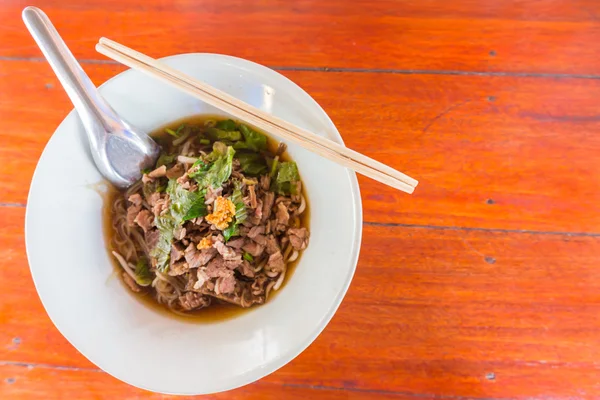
25 52 363 394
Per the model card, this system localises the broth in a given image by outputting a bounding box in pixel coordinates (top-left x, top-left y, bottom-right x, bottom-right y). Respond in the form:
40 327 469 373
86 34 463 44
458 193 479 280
104 115 310 323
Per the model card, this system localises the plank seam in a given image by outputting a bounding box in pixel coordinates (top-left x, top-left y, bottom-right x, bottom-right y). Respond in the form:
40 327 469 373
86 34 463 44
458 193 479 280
1 56 599 80
365 221 600 237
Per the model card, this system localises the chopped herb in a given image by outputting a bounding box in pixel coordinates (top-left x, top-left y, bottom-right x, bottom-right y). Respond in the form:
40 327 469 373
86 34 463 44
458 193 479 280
141 167 151 174
165 128 179 137
243 252 254 262
175 124 186 135
269 157 279 177
199 138 210 145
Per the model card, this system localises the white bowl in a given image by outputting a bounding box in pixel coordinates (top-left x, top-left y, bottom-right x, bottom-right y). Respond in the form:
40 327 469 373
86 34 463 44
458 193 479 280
25 54 362 395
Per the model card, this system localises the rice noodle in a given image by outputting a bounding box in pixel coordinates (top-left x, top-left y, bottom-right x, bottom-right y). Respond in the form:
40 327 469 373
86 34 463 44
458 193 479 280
287 250 299 263
172 131 191 146
273 269 286 291
297 195 306 215
111 251 136 281
177 155 198 164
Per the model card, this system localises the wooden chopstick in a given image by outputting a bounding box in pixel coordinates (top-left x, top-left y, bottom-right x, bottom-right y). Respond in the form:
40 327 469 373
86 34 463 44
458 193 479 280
95 37 418 194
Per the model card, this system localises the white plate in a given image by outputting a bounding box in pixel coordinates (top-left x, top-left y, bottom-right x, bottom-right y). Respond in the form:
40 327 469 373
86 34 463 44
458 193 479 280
25 54 362 395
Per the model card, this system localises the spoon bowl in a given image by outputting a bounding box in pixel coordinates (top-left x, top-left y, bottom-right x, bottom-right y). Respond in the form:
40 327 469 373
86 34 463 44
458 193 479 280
22 6 159 188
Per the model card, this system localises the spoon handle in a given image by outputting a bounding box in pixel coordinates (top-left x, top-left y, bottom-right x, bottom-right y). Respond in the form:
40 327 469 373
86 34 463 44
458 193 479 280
22 6 123 148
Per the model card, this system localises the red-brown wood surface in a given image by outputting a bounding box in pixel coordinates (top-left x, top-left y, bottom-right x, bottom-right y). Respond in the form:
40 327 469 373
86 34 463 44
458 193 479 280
1 0 599 399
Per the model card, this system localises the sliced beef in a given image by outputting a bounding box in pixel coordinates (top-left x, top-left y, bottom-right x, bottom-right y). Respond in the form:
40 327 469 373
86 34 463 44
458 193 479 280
261 192 275 222
198 248 219 268
177 174 190 188
126 204 141 227
174 226 187 241
247 225 265 239
134 210 154 232
213 240 241 261
204 257 232 278
237 260 255 278
205 186 223 205
151 195 170 217
227 237 246 249
171 242 186 262
122 272 140 292
254 198 263 220
148 165 167 179
264 235 280 255
147 192 161 207
248 185 257 208
184 243 218 269
166 163 185 179
128 193 142 206
215 274 236 295
145 229 160 251
275 202 290 227
168 260 189 276
267 251 285 272
260 175 271 191
242 241 265 258
288 227 309 250
178 292 211 311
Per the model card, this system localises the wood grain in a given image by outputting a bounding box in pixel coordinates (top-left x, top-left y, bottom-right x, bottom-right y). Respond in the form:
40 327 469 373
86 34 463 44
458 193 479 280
3 0 600 398
2 0 600 74
3 206 600 398
0 365 410 400
2 60 600 232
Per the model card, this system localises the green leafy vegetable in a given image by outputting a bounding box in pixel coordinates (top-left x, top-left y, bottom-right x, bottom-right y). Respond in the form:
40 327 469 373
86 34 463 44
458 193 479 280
182 190 207 221
239 124 267 151
277 161 300 182
192 146 236 189
215 119 238 131
243 252 254 262
156 153 176 168
236 152 268 176
199 138 210 145
152 214 176 272
168 180 207 221
272 161 300 195
151 180 209 271
206 128 242 142
222 183 247 241
141 167 151 174
134 258 153 286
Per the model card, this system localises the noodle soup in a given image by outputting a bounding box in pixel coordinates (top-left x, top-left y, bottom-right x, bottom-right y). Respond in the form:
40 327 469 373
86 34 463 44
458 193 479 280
106 116 309 321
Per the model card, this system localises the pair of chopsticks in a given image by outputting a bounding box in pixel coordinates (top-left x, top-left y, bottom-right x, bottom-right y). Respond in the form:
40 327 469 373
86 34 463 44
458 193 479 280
96 38 418 194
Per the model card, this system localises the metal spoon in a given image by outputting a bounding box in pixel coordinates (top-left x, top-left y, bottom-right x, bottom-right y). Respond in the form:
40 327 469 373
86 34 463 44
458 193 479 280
22 6 160 188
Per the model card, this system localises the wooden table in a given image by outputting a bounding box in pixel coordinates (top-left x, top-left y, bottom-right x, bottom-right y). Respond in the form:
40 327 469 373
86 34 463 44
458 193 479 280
2 1 600 398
